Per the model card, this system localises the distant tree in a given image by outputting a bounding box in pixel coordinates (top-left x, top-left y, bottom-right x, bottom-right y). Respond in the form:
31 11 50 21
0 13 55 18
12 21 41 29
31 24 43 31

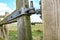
31 23 35 25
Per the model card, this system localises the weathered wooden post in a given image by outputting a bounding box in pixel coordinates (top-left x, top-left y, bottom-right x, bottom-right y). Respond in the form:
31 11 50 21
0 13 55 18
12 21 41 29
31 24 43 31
0 16 2 39
0 27 1 38
42 0 59 40
0 25 4 40
0 16 4 40
3 12 9 40
16 0 32 40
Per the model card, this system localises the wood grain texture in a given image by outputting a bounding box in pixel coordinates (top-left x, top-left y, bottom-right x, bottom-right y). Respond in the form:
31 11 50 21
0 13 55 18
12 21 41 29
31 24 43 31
0 18 4 40
17 16 32 40
3 25 9 40
3 12 9 40
57 0 60 40
16 0 32 40
0 25 4 40
42 0 58 40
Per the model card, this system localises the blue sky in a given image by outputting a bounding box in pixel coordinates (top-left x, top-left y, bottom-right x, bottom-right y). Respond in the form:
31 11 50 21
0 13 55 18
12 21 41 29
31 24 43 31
0 0 16 10
0 0 42 22
0 0 16 13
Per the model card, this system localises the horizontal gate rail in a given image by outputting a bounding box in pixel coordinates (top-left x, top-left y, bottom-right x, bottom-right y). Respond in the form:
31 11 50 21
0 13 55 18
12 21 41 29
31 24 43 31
0 8 36 25
0 0 41 26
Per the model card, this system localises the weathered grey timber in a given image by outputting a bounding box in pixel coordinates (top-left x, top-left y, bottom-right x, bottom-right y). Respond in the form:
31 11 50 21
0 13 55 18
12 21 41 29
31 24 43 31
16 0 32 40
0 25 4 40
42 0 58 40
57 0 60 40
3 12 9 40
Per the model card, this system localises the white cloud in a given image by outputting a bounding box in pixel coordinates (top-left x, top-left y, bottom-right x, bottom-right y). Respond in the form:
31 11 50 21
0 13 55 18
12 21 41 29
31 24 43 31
0 3 7 7
30 14 42 22
0 12 5 15
0 3 15 15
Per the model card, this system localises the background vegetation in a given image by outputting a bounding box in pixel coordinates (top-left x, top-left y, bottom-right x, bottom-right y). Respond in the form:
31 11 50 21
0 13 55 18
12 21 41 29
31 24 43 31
8 23 43 40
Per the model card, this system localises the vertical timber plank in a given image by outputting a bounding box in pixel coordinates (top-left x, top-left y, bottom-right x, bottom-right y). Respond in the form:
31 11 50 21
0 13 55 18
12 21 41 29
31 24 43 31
0 27 1 38
3 12 9 40
0 25 4 40
57 0 60 40
0 16 4 40
16 0 32 40
42 0 58 40
0 16 2 39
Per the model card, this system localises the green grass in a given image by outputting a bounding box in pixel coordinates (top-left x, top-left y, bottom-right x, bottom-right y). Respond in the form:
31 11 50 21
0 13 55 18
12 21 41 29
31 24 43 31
9 24 43 40
32 31 43 40
9 31 18 40
0 37 4 40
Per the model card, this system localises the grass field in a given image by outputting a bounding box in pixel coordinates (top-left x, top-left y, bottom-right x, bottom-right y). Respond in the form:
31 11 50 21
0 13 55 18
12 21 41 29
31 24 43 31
8 24 43 40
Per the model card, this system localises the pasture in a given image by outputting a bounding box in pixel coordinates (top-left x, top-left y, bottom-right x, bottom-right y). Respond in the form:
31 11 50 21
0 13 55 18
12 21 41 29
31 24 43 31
8 23 43 40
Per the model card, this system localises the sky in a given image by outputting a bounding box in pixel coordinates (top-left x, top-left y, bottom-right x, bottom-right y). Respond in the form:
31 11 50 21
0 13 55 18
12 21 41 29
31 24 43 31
0 0 42 22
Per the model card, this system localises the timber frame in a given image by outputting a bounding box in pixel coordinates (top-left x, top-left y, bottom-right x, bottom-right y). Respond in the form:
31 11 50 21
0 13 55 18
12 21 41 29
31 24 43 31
0 0 41 40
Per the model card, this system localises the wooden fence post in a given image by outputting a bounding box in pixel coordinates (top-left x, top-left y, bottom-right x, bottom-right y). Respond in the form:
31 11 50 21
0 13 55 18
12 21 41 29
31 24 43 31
0 16 2 39
0 27 1 38
56 1 60 40
16 0 32 40
3 12 9 40
0 25 4 40
42 0 59 40
0 16 4 40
